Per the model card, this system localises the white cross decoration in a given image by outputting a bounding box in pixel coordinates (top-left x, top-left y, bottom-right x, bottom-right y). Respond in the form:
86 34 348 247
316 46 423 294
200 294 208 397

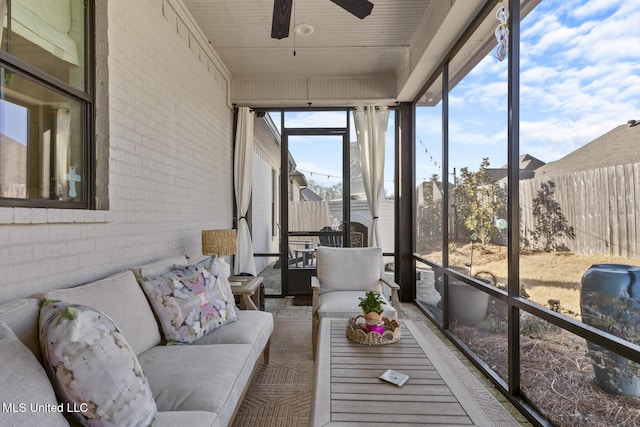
65 166 81 198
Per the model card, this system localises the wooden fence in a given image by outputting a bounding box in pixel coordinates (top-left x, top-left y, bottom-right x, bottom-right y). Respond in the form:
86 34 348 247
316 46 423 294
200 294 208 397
288 200 330 247
519 163 640 257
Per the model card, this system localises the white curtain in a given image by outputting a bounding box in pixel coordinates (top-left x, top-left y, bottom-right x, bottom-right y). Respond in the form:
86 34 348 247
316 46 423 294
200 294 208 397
56 109 71 198
233 107 257 276
353 106 389 248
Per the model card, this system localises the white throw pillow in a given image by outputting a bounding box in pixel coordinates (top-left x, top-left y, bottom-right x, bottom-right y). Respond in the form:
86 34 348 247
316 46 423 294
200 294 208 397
39 301 157 427
0 321 69 427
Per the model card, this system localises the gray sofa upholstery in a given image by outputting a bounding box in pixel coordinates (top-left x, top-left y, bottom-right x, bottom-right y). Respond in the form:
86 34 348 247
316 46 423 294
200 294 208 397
0 256 273 427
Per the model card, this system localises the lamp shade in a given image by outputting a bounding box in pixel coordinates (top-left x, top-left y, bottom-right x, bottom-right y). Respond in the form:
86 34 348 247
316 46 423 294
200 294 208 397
201 229 237 257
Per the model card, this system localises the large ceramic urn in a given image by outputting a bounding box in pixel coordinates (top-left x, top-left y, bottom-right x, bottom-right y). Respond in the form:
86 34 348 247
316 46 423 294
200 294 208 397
580 264 640 396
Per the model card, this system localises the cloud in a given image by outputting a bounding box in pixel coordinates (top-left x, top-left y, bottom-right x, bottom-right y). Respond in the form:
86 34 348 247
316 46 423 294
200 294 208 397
571 0 622 19
516 0 640 158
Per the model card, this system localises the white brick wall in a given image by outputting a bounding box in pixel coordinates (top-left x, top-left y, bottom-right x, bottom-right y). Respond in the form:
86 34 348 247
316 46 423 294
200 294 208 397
329 199 396 254
252 148 275 273
0 0 234 301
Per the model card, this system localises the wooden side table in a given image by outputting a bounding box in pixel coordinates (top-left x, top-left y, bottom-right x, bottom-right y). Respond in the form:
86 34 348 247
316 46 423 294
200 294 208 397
229 276 263 310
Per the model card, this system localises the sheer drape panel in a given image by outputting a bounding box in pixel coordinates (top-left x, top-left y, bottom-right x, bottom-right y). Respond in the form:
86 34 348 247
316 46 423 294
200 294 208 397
56 109 71 198
353 106 389 248
234 107 257 276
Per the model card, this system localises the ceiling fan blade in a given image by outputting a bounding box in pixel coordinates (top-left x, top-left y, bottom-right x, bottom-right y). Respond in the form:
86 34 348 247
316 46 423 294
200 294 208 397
271 0 293 39
329 0 374 19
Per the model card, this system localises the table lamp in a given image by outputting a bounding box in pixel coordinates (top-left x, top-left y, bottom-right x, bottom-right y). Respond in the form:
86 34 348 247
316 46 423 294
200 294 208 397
201 229 237 278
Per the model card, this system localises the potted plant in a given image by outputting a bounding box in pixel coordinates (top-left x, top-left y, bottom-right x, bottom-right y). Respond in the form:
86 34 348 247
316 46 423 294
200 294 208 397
358 291 386 334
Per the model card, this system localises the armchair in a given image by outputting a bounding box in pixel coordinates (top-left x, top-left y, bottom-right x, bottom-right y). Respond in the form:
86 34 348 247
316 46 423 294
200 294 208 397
311 247 400 353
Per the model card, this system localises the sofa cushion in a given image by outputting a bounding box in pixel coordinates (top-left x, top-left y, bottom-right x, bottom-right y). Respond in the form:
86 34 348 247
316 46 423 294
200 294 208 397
0 321 69 427
138 344 253 427
0 297 42 362
193 310 273 363
45 270 161 355
139 263 237 344
129 255 189 279
317 290 397 320
39 301 157 427
316 247 384 294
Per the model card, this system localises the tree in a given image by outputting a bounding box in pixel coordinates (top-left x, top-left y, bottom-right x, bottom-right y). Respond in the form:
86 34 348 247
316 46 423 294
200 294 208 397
531 180 575 252
307 179 342 201
418 174 443 250
452 158 502 249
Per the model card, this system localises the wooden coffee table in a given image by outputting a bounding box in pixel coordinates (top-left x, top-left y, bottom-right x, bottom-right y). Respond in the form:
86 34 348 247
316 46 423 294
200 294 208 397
310 317 491 426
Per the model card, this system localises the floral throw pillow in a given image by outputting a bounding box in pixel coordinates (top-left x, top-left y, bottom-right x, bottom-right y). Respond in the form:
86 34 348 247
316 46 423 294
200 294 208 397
139 263 237 344
39 300 157 427
175 256 238 316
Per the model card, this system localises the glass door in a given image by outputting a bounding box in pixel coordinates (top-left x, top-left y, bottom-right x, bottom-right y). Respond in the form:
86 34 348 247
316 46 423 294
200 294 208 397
280 112 350 296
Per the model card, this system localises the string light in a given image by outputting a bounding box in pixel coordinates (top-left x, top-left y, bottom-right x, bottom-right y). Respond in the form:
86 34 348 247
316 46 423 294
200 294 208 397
296 168 394 183
417 138 441 178
297 168 341 180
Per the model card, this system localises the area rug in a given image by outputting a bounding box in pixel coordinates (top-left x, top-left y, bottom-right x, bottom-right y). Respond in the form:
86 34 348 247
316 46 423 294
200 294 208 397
232 320 313 427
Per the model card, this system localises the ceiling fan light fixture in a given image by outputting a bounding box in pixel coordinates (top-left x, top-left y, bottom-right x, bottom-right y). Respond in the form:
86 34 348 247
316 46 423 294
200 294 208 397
293 23 314 36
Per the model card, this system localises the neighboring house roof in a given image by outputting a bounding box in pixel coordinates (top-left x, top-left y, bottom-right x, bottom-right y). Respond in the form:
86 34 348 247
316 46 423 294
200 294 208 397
290 169 308 187
485 154 546 184
500 154 546 171
534 120 640 177
301 188 323 202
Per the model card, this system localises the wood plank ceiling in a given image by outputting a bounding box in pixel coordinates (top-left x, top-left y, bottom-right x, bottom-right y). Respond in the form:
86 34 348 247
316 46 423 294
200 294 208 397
182 0 492 106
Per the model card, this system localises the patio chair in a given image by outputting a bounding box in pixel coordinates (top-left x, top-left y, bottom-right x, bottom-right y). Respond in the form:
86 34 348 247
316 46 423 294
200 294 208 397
311 246 400 353
318 225 342 247
340 221 368 247
318 222 368 248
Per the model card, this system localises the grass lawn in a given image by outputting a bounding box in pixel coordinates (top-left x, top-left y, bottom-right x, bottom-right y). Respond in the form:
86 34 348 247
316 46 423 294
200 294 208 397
423 242 639 318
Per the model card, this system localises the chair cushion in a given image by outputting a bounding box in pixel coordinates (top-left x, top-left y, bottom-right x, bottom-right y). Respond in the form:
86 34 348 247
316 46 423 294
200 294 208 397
45 270 161 356
317 290 397 320
138 344 253 427
139 263 237 344
0 321 69 427
316 247 383 294
39 301 157 427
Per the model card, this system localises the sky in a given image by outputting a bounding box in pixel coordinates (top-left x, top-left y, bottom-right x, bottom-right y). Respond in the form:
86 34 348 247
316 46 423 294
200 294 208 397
416 0 640 183
274 0 640 194
0 99 27 144
278 110 397 196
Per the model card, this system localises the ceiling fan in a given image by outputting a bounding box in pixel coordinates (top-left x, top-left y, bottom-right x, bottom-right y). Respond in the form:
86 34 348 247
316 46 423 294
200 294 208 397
271 0 374 39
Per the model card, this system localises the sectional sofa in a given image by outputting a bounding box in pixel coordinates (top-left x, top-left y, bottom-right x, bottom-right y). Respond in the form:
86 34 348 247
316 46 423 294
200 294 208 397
0 255 274 427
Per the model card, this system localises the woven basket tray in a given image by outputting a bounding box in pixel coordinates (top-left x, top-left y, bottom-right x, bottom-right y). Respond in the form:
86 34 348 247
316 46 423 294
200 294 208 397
346 315 401 345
